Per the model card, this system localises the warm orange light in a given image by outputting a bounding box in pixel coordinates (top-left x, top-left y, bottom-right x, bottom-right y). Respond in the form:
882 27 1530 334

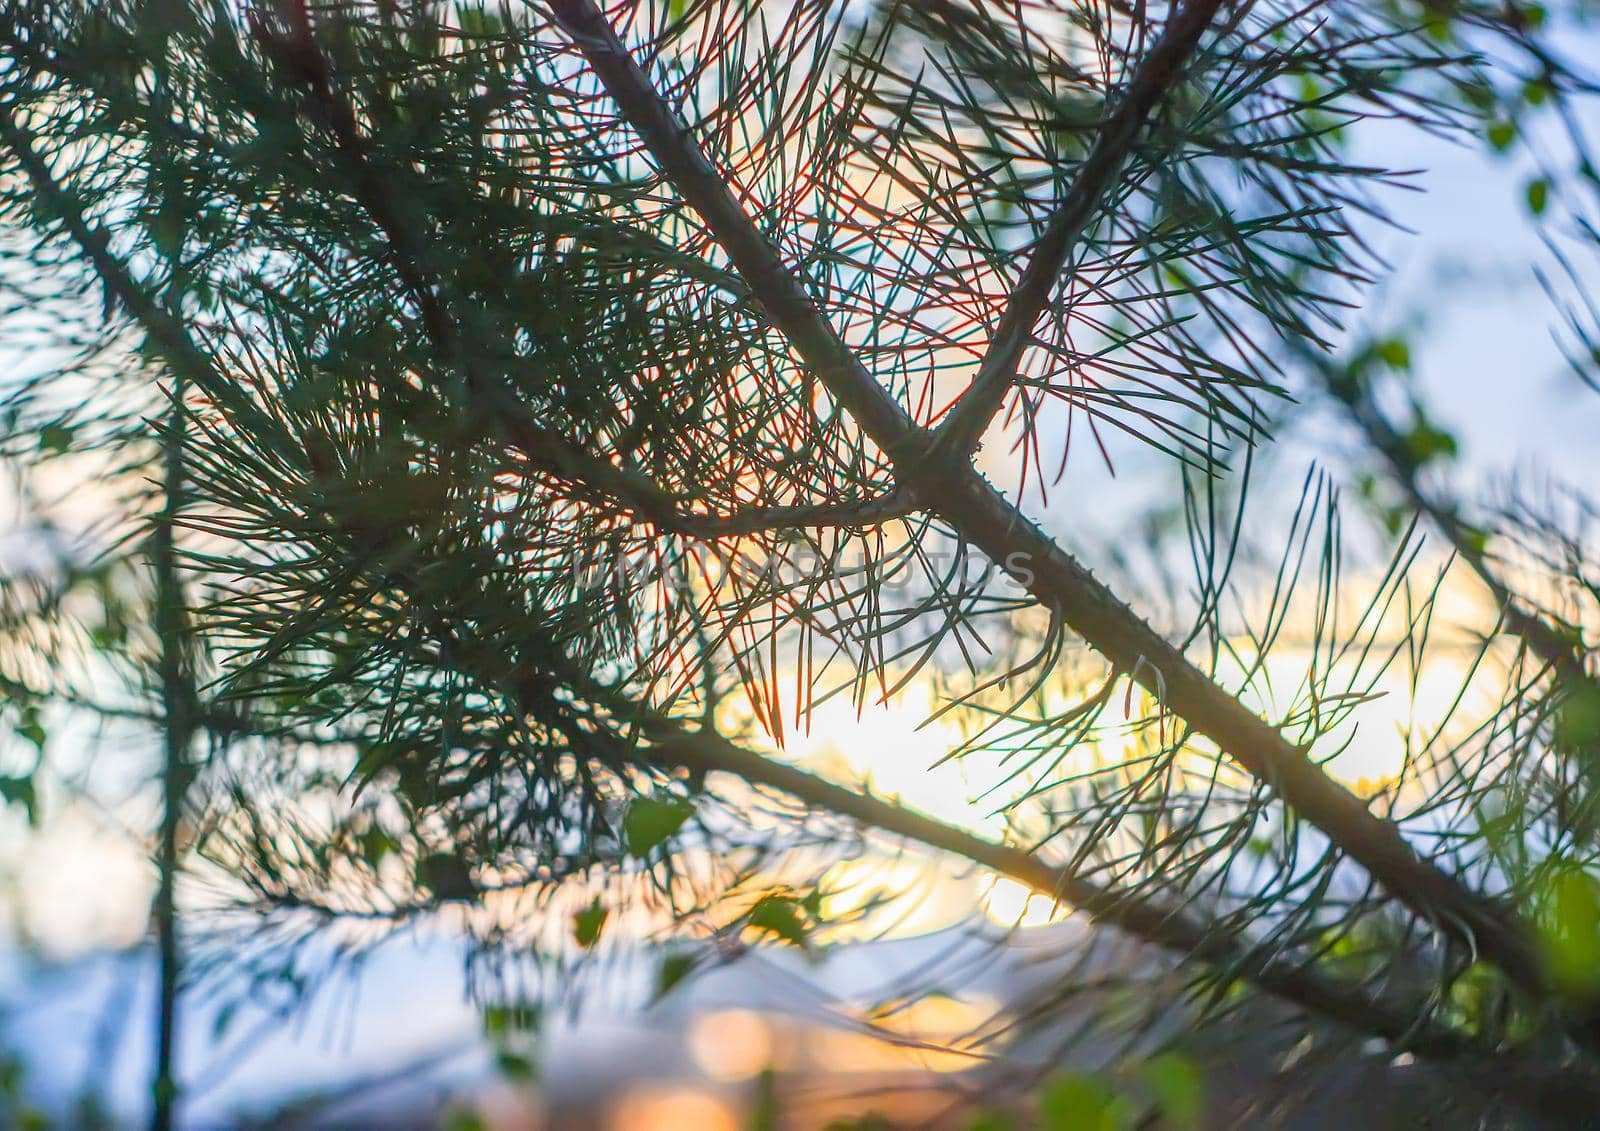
688 1009 775 1082
609 1088 738 1131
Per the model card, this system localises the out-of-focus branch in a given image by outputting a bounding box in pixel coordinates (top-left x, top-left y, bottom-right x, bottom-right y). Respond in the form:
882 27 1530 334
149 389 193 1131
0 99 201 1131
1316 347 1593 692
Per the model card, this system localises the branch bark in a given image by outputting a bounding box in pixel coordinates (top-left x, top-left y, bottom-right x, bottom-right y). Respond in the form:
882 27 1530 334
643 717 1476 1057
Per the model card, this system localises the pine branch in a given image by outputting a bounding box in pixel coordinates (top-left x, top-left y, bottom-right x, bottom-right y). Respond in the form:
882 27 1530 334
643 716 1477 1058
14 1 1600 1095
931 0 1229 459
0 89 1496 1065
547 0 1551 1006
329 546 1493 1069
256 6 905 542
547 0 925 464
0 129 201 1129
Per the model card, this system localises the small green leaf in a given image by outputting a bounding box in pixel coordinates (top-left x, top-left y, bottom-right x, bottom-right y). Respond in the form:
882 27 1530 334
655 951 697 999
573 897 608 948
1402 419 1459 467
442 1108 487 1131
1526 177 1551 217
623 796 693 858
1375 337 1411 371
1447 961 1505 1030
1487 120 1517 153
1039 1070 1120 1131
746 893 810 947
1140 1053 1205 1129
0 776 38 826
1538 867 1600 992
495 1049 537 1082
483 1002 541 1037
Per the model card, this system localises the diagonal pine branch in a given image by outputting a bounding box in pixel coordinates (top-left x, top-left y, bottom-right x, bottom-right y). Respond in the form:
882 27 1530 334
641 716 1485 1059
0 83 1511 1071
547 0 1553 1005
402 567 1483 1064
547 0 926 467
930 0 1229 460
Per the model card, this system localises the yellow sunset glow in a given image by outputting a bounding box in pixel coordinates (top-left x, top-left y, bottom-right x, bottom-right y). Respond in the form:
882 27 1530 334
980 875 1070 929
